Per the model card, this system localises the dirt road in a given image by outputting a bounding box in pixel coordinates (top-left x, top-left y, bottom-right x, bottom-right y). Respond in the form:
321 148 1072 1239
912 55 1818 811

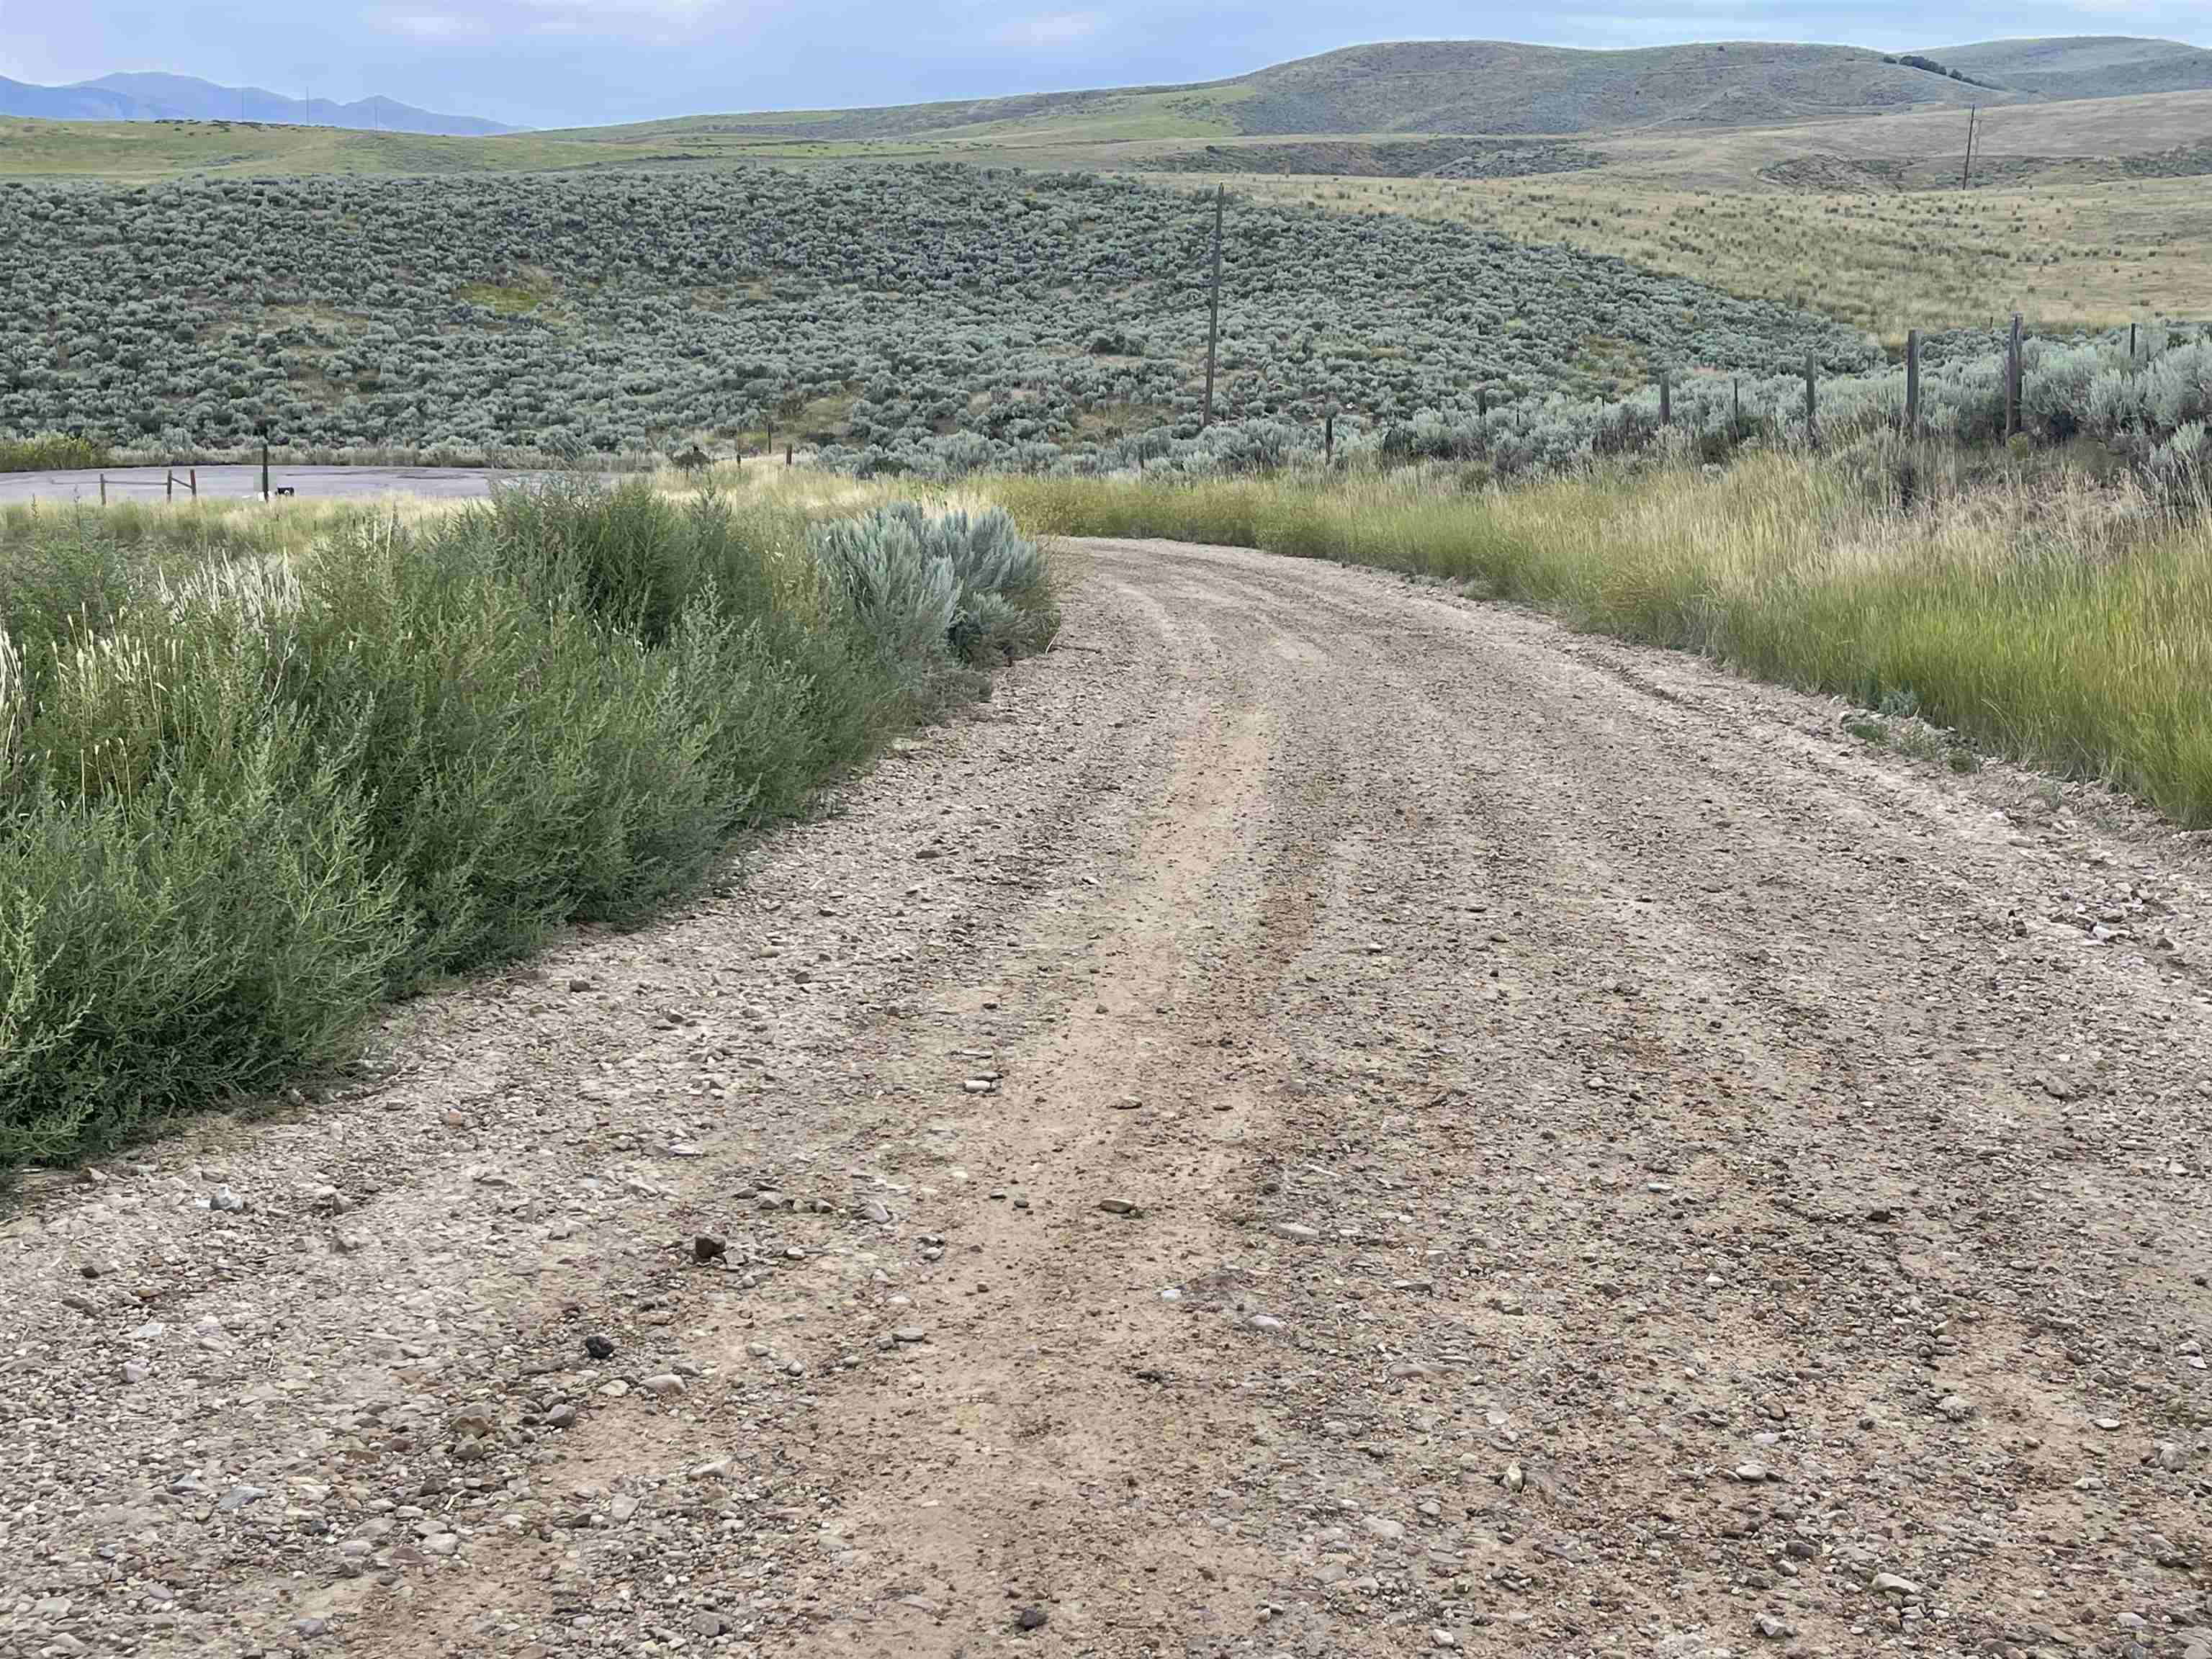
4 539 2208 1659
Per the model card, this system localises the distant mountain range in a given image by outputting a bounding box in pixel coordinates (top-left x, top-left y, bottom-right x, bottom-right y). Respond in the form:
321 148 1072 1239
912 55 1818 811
0 72 513 136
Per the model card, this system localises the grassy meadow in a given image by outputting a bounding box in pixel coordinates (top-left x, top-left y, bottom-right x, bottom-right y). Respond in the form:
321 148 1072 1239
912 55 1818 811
992 446 2212 826
1211 171 2212 347
0 475 1055 1169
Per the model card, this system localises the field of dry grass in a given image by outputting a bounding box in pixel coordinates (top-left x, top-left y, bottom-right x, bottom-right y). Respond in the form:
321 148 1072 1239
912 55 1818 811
1208 170 2212 346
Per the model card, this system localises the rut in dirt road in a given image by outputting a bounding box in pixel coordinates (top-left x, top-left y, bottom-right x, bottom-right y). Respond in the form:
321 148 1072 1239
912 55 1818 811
4 538 2208 1659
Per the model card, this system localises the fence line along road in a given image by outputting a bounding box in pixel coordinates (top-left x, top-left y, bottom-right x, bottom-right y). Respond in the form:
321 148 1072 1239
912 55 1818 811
0 464 555 508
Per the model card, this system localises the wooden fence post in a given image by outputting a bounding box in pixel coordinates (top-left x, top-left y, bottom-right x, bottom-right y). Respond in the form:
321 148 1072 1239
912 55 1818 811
166 469 174 502
2129 321 2138 361
189 467 197 497
1732 377 1740 434
2005 312 2023 438
1658 373 1671 427
1477 385 1488 418
785 445 793 468
261 441 270 502
1324 410 1335 467
1905 328 1921 440
1804 354 1817 445
100 473 107 505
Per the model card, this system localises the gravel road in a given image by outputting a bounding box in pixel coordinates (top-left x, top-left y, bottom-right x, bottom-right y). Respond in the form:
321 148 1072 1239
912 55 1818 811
4 538 2208 1659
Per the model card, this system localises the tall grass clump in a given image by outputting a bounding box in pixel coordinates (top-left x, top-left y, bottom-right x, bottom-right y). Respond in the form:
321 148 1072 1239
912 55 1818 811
0 432 111 472
992 450 2212 826
0 477 1056 1169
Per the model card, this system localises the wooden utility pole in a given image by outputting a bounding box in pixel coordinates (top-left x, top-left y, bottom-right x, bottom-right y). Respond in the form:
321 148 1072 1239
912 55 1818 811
2005 312 2023 437
1804 354 1818 444
1202 185 1225 431
1905 328 1922 439
1960 107 1978 189
261 440 271 502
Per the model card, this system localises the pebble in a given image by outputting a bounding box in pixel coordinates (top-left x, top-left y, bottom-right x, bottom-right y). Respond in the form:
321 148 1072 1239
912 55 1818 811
547 1404 578 1428
584 1334 615 1360
693 1236 727 1263
859 1200 891 1224
1250 1315 1283 1331
1277 1223 1320 1241
2154 1440 2187 1471
1733 1462 1772 1483
1098 1197 1140 1215
1937 1394 1974 1421
1015 1607 1048 1630
215 1484 267 1513
1871 1572 1921 1596
1754 1613 1794 1639
1364 1516 1406 1541
1431 1632 1460 1650
611 1493 639 1521
892 1326 929 1344
122 1360 150 1383
423 1532 459 1557
210 1185 247 1213
639 1372 685 1395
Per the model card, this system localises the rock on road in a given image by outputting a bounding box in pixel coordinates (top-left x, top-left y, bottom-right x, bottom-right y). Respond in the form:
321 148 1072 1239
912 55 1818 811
4 539 2208 1658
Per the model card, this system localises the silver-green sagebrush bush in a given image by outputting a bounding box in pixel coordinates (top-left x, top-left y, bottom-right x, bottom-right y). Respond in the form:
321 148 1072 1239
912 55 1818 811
811 503 1056 666
0 478 1057 1169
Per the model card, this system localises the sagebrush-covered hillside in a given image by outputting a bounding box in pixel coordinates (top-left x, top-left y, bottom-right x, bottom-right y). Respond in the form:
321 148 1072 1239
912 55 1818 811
0 167 1875 463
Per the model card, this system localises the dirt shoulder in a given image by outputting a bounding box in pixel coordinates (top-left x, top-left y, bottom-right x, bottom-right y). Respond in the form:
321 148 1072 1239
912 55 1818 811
3 538 2207 1659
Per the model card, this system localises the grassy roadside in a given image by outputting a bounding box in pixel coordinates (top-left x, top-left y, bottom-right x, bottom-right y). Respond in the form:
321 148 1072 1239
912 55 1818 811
0 477 1056 1170
989 449 2212 826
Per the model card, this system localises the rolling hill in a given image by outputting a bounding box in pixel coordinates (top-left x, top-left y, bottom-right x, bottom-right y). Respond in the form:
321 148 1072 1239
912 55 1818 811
565 36 2190 149
1925 36 2212 99
0 71 512 135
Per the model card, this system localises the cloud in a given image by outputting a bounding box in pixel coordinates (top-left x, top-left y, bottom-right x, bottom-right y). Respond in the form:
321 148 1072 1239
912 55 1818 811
991 10 1106 52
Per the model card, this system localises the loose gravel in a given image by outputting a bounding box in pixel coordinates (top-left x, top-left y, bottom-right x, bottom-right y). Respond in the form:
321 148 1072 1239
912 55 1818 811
2 538 2207 1659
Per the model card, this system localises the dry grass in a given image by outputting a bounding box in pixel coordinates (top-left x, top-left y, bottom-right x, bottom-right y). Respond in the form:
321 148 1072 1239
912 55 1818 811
1200 170 2212 346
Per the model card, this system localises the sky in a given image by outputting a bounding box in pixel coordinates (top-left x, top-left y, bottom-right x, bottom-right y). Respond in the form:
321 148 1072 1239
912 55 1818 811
2 0 2206 129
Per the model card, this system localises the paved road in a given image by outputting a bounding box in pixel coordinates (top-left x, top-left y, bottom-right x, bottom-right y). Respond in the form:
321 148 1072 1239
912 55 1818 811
3 539 2207 1658
0 464 539 505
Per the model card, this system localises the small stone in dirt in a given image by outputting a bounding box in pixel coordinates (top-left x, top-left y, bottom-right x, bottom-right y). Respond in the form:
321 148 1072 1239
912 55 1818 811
693 1236 727 1264
859 1200 891 1224
893 1327 929 1344
568 977 593 992
1364 1516 1406 1541
1871 1572 1921 1596
210 1184 247 1213
1937 1394 1974 1422
1733 1462 1772 1483
122 1360 150 1384
639 1372 685 1396
297 1617 329 1640
1015 1608 1048 1631
1503 1462 1526 1493
2154 1440 2187 1471
694 1613 727 1638
215 1484 267 1513
1431 1632 1460 1650
1753 1613 1794 1640
584 1334 615 1361
1250 1315 1283 1332
1277 1223 1320 1241
1098 1198 1139 1215
423 1532 459 1557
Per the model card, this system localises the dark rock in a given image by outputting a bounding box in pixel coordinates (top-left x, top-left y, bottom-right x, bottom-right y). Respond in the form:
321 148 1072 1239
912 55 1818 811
584 1334 615 1361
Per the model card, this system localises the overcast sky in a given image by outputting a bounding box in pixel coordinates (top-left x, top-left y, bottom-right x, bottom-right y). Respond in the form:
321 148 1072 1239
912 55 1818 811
3 0 2205 129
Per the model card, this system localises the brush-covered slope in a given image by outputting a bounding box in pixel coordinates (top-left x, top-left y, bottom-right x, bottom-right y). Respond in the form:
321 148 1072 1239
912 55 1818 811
1923 37 2212 99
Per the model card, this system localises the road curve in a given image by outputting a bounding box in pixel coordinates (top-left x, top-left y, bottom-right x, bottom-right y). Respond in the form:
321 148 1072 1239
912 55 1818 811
4 538 2208 1658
